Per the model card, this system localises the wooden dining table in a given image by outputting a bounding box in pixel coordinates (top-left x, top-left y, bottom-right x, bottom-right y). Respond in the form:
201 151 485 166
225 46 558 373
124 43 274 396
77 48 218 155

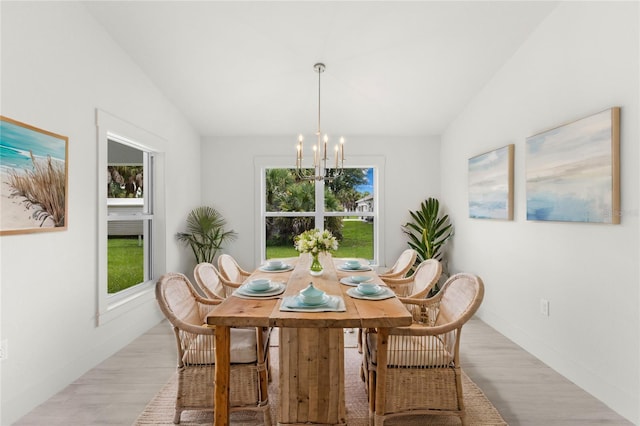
206 253 412 426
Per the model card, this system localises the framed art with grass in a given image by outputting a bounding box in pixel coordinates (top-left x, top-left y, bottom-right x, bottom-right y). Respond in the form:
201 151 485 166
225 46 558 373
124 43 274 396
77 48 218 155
0 116 68 235
526 107 620 223
468 144 514 220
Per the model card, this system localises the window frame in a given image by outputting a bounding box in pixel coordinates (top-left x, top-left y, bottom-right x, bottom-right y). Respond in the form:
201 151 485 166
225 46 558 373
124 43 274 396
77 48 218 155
255 155 385 267
96 110 166 325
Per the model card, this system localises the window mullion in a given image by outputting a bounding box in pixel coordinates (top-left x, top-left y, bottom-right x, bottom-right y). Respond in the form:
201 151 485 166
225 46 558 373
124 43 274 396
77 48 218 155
315 178 325 229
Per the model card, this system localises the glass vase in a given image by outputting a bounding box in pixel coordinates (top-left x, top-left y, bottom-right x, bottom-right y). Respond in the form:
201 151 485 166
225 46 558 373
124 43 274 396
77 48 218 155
309 252 323 276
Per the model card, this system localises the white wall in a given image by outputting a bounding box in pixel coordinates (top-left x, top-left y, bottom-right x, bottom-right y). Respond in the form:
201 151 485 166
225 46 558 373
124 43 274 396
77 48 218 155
441 2 639 422
200 135 440 271
0 3 202 424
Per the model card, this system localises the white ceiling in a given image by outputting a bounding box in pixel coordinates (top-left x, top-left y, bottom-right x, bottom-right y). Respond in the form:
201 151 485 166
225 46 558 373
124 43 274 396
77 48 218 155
83 1 558 137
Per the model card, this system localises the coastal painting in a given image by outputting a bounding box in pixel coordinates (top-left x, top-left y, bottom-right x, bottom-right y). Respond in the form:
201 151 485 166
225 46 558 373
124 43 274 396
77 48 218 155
1 116 68 235
468 144 514 220
526 107 620 224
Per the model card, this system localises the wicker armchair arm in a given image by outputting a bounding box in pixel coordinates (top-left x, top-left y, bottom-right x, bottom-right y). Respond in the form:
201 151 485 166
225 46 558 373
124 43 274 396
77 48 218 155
381 276 415 297
238 266 252 278
218 275 242 297
381 275 414 285
194 294 223 306
391 295 475 336
221 279 242 289
395 295 440 325
174 319 216 336
397 292 443 306
378 270 405 279
389 321 461 337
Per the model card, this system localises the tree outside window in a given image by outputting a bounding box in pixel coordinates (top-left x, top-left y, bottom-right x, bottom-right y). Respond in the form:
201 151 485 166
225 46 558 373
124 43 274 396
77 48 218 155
264 168 374 260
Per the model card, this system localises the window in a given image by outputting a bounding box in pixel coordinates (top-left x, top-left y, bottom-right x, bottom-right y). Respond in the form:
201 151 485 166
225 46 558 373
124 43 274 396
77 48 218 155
107 139 152 294
257 156 384 266
97 110 166 325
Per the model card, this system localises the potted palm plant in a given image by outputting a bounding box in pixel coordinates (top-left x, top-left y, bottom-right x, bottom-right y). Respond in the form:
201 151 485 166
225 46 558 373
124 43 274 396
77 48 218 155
402 198 454 290
176 205 237 264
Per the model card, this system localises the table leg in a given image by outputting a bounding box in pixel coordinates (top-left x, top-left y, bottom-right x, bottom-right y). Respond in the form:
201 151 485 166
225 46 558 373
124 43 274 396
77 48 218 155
279 327 346 425
374 328 389 423
214 325 231 426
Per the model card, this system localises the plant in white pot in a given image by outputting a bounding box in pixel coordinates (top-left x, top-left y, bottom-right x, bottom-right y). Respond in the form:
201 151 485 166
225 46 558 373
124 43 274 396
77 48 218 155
402 198 454 291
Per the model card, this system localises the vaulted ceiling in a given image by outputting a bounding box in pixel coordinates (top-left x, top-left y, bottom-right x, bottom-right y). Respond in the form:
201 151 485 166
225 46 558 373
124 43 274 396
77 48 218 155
83 1 558 137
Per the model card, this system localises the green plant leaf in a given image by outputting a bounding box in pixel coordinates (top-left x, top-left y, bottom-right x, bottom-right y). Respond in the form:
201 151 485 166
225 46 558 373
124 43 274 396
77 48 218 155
401 197 453 265
176 206 237 264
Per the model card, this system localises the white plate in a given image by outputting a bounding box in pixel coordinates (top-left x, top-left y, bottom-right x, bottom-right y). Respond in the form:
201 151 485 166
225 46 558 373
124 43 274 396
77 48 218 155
339 277 373 286
337 264 372 272
280 295 346 312
355 284 382 295
258 264 294 272
236 281 285 297
296 294 330 307
282 294 331 308
246 279 271 292
346 287 395 300
350 276 373 284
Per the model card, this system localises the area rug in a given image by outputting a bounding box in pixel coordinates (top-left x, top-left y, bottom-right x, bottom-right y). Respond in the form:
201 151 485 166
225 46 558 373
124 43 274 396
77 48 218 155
134 347 507 425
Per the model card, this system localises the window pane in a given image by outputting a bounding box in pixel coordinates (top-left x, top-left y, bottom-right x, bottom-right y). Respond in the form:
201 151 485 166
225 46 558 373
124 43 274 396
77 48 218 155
328 217 374 261
108 140 143 198
265 216 312 259
261 166 377 264
325 168 372 211
107 220 145 293
107 139 149 294
265 168 315 212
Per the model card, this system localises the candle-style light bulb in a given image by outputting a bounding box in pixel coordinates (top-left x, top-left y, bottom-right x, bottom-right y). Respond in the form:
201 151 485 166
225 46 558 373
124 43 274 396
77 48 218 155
323 134 328 161
334 145 339 169
340 137 345 163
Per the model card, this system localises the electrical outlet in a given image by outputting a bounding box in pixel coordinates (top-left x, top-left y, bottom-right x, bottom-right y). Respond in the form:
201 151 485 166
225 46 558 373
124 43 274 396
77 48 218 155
540 299 550 316
0 339 7 360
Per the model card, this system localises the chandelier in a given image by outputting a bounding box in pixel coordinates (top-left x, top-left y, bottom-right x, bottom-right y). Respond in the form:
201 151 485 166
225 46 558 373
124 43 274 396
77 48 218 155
295 63 345 182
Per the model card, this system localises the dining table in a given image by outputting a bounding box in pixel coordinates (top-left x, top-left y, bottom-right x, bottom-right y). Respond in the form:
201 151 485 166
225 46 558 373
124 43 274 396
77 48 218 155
205 253 413 426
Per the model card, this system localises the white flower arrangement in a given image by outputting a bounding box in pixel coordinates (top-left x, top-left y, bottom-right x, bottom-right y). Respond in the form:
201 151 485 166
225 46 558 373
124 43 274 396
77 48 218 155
294 229 338 255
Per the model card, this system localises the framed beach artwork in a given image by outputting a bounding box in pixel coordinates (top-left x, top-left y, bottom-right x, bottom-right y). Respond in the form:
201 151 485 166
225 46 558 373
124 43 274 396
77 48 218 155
526 107 620 224
0 116 69 235
468 144 514 220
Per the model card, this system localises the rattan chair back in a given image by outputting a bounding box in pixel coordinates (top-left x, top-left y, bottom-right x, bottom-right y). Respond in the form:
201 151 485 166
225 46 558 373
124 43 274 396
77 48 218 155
434 272 484 328
407 258 442 298
217 254 252 283
379 249 417 279
381 258 442 298
194 262 226 299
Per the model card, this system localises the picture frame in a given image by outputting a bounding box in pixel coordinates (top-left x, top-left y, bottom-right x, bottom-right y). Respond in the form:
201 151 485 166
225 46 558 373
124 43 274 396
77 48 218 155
468 144 514 220
526 107 620 224
1 116 69 235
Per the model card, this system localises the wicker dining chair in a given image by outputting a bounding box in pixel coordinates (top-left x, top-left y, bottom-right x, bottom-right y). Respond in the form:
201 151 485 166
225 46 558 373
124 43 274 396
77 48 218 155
217 253 252 283
378 249 417 280
358 258 441 353
363 272 484 426
193 263 275 380
156 272 271 425
381 258 442 298
193 262 226 299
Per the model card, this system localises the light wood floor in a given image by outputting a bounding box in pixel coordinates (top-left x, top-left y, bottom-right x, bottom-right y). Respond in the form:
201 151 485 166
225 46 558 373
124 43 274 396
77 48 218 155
14 318 632 425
